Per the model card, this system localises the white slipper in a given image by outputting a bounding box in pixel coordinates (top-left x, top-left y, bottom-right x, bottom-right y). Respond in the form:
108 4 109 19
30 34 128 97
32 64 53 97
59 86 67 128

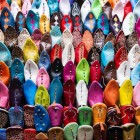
39 0 50 20
76 80 88 107
59 0 71 15
77 125 93 140
11 1 21 20
122 12 135 36
81 0 91 22
112 1 124 22
117 61 130 86
62 43 75 66
24 59 38 83
18 28 30 50
61 29 73 48
128 44 140 68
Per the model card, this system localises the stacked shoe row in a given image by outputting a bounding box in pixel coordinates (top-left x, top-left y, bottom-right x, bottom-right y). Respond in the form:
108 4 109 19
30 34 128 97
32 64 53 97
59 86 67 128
0 0 140 139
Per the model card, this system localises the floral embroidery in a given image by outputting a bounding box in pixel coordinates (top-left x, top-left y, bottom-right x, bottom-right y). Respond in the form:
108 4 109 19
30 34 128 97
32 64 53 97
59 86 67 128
0 111 8 128
65 17 70 29
54 15 59 26
113 16 119 32
4 11 9 30
18 14 23 31
7 129 23 140
119 48 127 64
72 30 82 48
101 15 105 31
30 13 35 30
129 15 134 32
24 107 34 127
